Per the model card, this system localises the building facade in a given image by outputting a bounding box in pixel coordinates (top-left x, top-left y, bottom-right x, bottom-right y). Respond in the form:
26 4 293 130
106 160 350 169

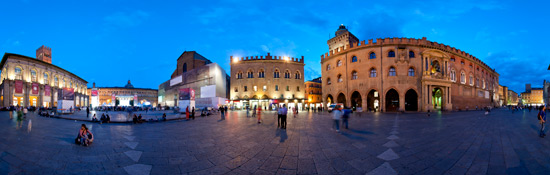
305 77 322 109
158 51 229 107
87 81 157 107
321 25 500 112
0 46 88 108
508 90 519 106
544 80 550 107
521 84 544 106
229 53 305 110
497 85 508 107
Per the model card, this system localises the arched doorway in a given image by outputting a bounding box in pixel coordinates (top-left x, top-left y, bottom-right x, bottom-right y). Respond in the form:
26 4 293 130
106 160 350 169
405 89 418 111
337 93 346 106
367 90 380 112
432 88 443 110
351 91 362 111
326 94 334 106
385 89 399 112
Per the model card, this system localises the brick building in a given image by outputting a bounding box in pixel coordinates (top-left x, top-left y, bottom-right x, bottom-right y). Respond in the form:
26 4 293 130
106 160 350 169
229 53 305 110
508 90 519 106
0 46 88 108
521 84 544 106
321 25 500 112
305 77 322 109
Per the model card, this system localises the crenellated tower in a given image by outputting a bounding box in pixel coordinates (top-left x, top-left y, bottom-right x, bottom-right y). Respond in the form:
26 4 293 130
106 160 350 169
36 45 52 64
327 24 359 52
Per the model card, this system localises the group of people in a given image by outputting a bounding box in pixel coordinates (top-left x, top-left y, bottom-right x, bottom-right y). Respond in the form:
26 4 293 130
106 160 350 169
331 106 352 132
76 124 93 146
185 107 196 120
219 105 228 120
246 106 262 123
91 113 111 124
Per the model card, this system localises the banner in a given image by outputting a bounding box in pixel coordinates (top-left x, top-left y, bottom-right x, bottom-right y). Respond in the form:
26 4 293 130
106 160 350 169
91 90 98 96
134 94 138 102
111 93 116 101
15 80 23 94
45 85 51 96
179 88 195 100
32 83 39 95
62 88 75 100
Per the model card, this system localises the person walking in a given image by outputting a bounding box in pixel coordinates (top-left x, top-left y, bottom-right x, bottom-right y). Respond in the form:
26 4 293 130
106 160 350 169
246 106 250 117
333 106 343 132
281 104 288 129
539 106 547 138
191 107 195 120
220 106 225 120
342 107 351 129
252 105 257 118
257 106 262 123
86 107 90 118
277 105 284 128
186 106 190 120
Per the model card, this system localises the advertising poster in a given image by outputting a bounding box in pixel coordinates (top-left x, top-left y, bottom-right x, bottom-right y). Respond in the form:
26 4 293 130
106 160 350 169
62 88 75 100
179 88 195 100
45 85 51 96
15 80 23 94
32 83 39 95
112 93 116 101
91 90 98 96
134 94 138 102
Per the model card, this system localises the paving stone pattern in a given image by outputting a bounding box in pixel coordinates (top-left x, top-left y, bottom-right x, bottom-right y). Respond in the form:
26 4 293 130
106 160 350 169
0 109 549 175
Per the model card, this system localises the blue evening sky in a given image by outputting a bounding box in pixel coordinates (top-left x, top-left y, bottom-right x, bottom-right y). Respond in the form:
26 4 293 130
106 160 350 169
1 0 549 93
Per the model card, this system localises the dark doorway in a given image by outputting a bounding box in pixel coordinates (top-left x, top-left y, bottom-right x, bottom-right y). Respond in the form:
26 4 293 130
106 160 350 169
385 89 399 112
405 89 418 111
351 91 362 110
367 90 380 112
337 93 346 105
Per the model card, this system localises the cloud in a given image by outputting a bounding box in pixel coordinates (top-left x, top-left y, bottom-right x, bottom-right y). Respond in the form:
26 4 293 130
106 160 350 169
104 10 150 28
484 51 550 92
304 66 321 81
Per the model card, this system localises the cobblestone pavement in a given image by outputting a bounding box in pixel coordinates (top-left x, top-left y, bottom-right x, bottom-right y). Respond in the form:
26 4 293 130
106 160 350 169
1 109 549 175
58 110 193 122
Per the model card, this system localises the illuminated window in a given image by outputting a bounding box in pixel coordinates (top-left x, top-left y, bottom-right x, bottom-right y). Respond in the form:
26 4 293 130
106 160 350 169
263 86 267 91
388 50 395 57
253 86 257 92
370 68 377 77
31 70 37 82
389 67 396 76
351 71 358 80
43 73 49 84
14 67 22 80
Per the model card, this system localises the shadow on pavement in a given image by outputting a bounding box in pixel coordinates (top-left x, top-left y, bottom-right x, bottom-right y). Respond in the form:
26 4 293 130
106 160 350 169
347 128 375 135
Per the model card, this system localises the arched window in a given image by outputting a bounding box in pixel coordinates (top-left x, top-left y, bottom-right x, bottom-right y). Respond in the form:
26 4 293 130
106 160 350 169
326 64 331 71
337 74 343 82
369 52 376 59
14 67 22 80
63 79 66 87
450 69 456 82
351 71 358 80
274 69 280 78
44 73 49 84
295 71 301 79
388 50 395 57
182 63 187 73
247 70 254 78
237 72 243 79
351 56 358 62
408 68 415 76
258 69 265 78
409 51 415 58
327 78 331 85
469 75 474 86
370 68 377 77
389 67 396 76
54 76 59 86
31 69 37 82
284 70 290 79
337 60 342 67
460 71 466 84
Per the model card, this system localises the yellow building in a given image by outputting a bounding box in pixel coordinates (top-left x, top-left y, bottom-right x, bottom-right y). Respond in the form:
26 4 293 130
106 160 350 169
87 81 158 107
0 46 88 108
305 77 322 109
229 53 305 110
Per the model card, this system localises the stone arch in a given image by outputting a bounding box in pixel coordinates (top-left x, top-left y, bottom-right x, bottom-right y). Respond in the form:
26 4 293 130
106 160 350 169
405 89 418 111
337 93 346 105
385 89 399 112
326 94 334 105
366 88 380 112
350 91 362 110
